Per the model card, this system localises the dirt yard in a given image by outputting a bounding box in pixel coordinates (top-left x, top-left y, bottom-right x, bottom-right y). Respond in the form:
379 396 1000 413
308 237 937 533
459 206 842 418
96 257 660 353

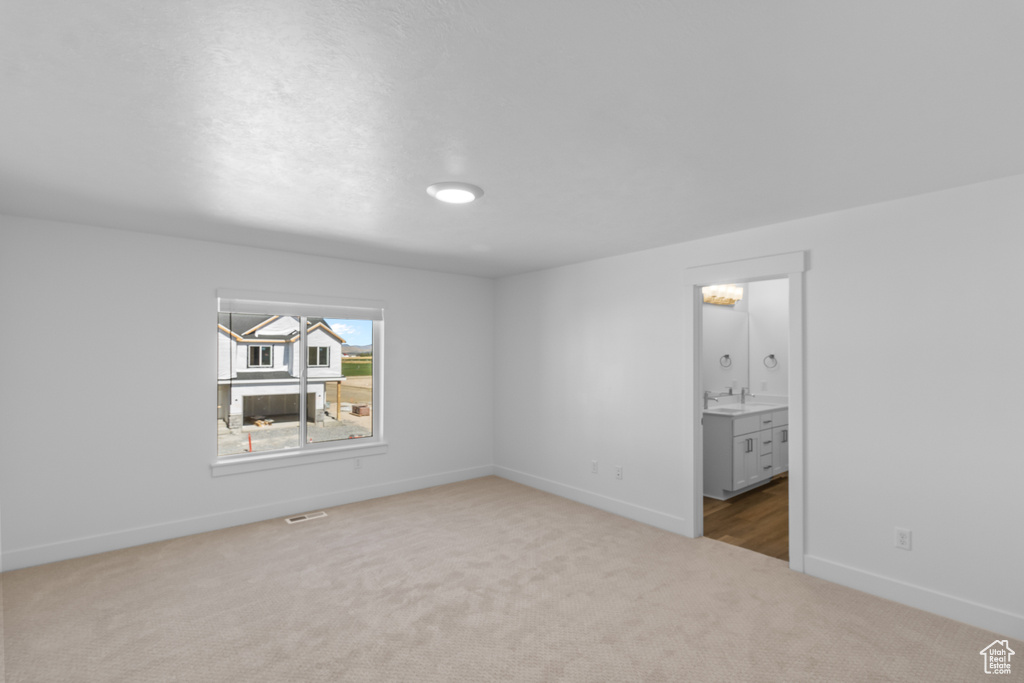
217 377 375 456
325 378 373 415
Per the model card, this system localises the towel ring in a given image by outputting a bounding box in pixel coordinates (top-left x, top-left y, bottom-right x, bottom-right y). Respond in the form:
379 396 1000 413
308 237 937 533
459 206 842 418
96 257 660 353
763 354 778 368
720 354 732 368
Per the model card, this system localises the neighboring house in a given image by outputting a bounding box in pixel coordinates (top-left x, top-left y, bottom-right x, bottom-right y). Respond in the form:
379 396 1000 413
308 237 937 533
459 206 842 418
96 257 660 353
217 314 345 429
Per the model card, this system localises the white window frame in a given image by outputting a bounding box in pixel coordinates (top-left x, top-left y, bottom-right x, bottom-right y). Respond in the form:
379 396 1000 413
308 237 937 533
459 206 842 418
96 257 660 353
248 344 273 368
308 346 329 367
213 289 387 477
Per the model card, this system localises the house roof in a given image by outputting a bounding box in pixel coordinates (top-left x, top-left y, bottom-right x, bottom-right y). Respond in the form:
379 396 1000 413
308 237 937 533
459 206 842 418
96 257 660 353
244 334 297 342
218 314 345 344
218 313 288 337
231 371 296 381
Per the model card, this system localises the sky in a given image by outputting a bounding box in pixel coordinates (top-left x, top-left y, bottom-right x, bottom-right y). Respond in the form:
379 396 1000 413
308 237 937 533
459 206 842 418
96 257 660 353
327 318 372 347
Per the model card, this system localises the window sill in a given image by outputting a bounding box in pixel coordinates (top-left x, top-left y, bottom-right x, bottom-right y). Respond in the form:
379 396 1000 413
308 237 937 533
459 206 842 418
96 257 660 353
211 440 388 477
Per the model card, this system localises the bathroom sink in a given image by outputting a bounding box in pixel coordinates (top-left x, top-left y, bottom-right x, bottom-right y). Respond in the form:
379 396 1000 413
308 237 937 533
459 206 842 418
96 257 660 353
712 407 746 413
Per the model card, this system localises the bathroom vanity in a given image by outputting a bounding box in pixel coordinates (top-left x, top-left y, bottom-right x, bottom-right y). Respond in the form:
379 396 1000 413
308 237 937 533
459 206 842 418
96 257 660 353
703 404 788 500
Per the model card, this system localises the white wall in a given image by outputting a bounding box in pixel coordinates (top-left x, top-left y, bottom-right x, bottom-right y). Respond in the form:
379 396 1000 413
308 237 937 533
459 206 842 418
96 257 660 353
494 174 1024 638
747 278 788 396
0 216 495 569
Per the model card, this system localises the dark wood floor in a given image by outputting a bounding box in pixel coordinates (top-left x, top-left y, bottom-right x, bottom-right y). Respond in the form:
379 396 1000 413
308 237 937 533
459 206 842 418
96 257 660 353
703 474 788 561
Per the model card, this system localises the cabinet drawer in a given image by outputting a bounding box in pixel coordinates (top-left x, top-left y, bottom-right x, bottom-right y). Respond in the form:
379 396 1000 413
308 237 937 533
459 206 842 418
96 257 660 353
758 453 773 476
772 409 788 427
758 432 774 455
733 414 761 436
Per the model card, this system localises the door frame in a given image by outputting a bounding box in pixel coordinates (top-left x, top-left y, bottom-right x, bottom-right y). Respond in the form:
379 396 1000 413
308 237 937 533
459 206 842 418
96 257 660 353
683 251 807 572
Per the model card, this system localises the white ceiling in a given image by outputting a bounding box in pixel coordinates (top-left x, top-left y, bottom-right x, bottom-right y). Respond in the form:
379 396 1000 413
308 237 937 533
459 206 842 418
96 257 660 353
2 1 1023 277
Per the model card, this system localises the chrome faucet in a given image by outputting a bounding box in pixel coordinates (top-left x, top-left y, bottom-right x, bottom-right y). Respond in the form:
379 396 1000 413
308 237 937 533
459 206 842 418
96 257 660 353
741 387 755 404
703 390 720 410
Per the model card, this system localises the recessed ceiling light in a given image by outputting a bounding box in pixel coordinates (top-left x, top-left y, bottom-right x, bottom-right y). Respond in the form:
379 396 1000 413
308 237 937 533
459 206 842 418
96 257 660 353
427 182 483 204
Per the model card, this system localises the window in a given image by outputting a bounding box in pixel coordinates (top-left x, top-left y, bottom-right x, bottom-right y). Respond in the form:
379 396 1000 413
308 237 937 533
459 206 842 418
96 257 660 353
248 345 273 367
308 346 329 367
215 290 386 476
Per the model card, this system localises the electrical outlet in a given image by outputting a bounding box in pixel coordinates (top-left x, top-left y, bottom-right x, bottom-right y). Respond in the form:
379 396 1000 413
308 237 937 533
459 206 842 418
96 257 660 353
615 466 623 480
591 460 598 474
895 527 911 550
354 458 362 470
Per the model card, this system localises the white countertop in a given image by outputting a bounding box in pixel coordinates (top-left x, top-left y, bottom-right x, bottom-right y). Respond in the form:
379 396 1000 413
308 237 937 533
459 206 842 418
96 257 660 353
703 402 786 416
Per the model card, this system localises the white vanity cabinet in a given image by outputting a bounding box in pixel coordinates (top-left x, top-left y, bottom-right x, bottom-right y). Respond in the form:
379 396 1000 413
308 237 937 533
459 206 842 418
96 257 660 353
704 406 788 500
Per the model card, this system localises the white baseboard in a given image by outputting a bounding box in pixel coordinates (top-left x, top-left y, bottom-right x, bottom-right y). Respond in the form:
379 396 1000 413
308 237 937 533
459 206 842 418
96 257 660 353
494 466 689 536
804 555 1024 641
2 465 496 571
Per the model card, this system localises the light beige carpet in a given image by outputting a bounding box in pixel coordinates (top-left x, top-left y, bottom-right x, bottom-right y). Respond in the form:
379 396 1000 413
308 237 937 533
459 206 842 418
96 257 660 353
2 476 1013 682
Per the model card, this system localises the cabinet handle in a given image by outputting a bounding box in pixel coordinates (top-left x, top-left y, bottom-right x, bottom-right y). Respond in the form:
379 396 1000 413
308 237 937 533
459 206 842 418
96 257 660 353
782 429 788 443
746 438 753 453
764 440 772 445
762 420 772 425
763 465 772 470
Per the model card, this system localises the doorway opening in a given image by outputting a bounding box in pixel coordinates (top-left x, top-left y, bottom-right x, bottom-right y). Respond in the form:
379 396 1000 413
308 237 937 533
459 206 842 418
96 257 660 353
683 251 806 572
700 278 789 560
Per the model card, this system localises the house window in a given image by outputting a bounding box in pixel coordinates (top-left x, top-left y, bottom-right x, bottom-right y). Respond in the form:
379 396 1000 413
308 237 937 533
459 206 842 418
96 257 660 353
248 345 273 367
215 290 386 476
308 346 329 367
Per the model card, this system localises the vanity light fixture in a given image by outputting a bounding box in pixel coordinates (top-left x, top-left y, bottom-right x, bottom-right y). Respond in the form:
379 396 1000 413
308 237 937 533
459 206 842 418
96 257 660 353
702 284 744 306
426 181 484 204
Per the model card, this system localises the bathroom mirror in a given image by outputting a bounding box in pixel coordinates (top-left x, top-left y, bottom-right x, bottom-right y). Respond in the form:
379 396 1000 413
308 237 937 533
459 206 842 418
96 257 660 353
701 279 790 402
701 304 749 396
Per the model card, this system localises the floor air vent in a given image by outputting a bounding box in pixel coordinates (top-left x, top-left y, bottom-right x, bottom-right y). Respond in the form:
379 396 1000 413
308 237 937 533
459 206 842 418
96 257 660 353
285 511 327 524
